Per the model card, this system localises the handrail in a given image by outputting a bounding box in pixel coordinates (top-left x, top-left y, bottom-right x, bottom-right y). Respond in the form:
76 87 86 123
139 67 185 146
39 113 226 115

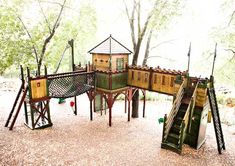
47 71 95 80
163 80 185 141
178 81 199 148
47 69 86 78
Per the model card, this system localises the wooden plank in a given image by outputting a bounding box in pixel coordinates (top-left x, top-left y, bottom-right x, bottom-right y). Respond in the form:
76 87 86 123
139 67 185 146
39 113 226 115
30 78 48 100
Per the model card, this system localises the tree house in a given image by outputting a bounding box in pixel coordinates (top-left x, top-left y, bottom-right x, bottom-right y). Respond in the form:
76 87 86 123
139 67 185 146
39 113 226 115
88 35 132 92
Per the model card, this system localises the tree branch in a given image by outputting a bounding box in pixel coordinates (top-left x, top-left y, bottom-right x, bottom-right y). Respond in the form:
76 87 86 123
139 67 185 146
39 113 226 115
137 0 141 38
224 48 235 62
123 0 137 50
225 48 235 54
37 0 52 33
150 39 176 50
228 10 235 26
38 0 67 73
142 29 153 66
17 16 39 64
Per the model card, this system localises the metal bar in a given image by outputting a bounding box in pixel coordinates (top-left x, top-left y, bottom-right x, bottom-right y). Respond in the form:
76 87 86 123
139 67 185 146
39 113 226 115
211 43 217 76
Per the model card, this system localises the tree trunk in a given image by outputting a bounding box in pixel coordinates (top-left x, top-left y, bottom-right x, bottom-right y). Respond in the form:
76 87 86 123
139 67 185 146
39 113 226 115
132 90 139 118
142 30 153 66
131 38 142 118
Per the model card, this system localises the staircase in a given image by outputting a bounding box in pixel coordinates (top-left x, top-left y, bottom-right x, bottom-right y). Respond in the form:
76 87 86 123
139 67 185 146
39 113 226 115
5 84 28 130
207 85 225 154
161 80 198 154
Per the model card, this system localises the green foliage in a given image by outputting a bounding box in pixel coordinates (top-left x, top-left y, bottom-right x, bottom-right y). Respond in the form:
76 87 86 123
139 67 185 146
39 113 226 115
0 1 97 75
150 0 184 34
0 6 31 74
46 4 97 73
210 1 235 86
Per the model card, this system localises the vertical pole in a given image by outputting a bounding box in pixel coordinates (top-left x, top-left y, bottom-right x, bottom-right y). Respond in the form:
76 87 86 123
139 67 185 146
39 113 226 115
93 94 96 113
27 67 34 129
70 39 75 71
90 98 93 121
127 89 132 122
143 90 146 118
21 66 28 125
187 42 191 74
109 34 112 71
124 95 127 113
128 99 130 121
149 67 153 90
108 94 113 126
69 39 77 115
44 65 47 75
88 61 90 72
211 43 217 76
187 42 191 87
162 114 167 143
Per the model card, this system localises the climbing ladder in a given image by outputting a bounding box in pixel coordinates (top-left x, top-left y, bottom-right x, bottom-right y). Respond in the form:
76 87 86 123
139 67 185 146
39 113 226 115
207 78 225 154
5 83 28 130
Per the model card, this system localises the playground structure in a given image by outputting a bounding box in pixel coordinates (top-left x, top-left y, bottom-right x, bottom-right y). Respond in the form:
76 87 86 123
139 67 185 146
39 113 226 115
5 35 225 154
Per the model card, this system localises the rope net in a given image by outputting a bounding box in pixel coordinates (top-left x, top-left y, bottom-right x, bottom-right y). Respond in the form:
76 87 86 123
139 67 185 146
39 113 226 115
47 72 95 98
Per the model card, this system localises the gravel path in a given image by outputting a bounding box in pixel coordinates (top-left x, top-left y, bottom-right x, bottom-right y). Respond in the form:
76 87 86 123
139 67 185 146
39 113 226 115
0 90 235 166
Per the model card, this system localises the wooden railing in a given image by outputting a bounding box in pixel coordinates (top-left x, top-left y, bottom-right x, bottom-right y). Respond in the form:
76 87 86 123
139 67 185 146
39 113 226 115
178 81 199 149
162 80 185 142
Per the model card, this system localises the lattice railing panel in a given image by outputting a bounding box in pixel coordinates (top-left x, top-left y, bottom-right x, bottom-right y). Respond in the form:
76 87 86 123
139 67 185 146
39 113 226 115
47 72 95 98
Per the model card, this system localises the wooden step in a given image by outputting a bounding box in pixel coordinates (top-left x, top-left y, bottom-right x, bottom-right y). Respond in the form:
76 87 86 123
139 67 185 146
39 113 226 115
174 117 183 125
170 125 180 134
161 142 182 154
167 133 180 145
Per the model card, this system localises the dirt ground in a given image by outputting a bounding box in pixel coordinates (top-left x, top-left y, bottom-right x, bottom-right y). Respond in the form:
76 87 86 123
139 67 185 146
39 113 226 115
0 79 235 165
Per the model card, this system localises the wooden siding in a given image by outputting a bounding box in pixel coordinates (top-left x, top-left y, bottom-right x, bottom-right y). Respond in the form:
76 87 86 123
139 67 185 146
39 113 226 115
96 71 128 90
127 68 179 95
127 69 150 89
195 88 207 107
92 54 110 71
111 54 128 71
92 53 128 72
30 78 48 99
151 72 176 95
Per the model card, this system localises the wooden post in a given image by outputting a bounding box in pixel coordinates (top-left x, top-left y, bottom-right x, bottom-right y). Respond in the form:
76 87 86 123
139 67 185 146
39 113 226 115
143 90 146 118
90 99 93 121
93 94 96 113
21 65 28 125
27 67 34 129
69 39 77 115
109 107 112 126
128 99 130 121
127 89 132 122
107 94 113 126
124 95 127 113
149 67 153 90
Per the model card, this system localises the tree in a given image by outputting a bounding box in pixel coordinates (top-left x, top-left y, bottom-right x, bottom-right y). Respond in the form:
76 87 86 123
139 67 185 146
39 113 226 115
210 0 235 86
0 2 31 74
123 0 183 117
0 0 97 75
